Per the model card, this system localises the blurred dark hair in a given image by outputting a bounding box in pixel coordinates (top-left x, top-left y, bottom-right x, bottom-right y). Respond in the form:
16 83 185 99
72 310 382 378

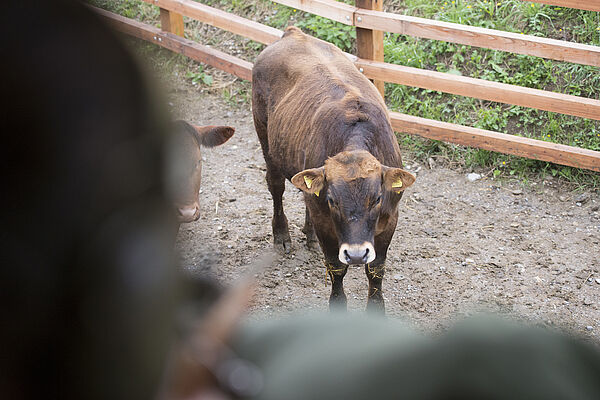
0 1 180 399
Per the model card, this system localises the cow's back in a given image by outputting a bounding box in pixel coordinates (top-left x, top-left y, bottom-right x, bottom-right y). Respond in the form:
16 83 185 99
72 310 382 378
253 27 382 107
252 27 401 177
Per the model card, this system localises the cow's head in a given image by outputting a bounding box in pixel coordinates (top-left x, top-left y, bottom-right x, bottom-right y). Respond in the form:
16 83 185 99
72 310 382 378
166 120 234 223
292 150 415 265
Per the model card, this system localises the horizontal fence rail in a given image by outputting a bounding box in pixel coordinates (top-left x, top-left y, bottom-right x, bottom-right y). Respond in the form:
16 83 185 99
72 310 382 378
353 10 600 67
274 0 356 24
91 6 600 172
142 0 282 44
271 0 600 67
390 112 600 172
94 7 253 80
528 0 600 12
356 59 600 120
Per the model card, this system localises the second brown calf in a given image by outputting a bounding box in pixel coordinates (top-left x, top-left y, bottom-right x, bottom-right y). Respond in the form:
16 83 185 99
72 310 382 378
252 27 415 313
166 121 234 223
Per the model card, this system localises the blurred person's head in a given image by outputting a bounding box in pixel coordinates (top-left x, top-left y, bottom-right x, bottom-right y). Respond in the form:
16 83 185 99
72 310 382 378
0 1 179 398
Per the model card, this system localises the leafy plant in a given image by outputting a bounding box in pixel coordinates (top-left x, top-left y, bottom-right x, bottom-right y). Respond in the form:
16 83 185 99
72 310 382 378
187 66 213 86
296 15 356 52
381 0 600 187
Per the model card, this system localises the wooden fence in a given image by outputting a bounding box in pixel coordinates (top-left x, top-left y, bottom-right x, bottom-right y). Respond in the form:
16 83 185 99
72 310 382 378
92 0 600 172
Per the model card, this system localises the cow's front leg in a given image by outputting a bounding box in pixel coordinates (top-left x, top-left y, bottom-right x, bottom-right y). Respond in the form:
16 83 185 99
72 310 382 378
366 216 397 314
326 261 348 311
365 262 385 314
310 211 348 310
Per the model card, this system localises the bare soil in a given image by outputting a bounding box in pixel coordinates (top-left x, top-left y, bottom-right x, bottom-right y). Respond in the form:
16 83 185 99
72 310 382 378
164 73 600 337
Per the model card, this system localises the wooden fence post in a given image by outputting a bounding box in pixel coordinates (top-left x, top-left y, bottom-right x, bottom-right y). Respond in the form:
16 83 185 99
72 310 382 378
160 7 184 36
355 0 385 99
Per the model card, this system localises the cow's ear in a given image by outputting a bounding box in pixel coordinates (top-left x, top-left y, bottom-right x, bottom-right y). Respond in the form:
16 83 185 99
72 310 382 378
193 125 235 147
382 166 415 194
291 167 325 196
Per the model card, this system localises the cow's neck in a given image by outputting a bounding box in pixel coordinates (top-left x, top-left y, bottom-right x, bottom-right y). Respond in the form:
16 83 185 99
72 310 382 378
342 131 372 154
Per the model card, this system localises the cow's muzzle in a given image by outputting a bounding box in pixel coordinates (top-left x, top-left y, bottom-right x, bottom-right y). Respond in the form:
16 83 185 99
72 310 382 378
338 242 376 265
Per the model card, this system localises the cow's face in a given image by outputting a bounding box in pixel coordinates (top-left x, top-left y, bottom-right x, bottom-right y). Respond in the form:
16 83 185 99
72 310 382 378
292 150 415 265
166 121 234 223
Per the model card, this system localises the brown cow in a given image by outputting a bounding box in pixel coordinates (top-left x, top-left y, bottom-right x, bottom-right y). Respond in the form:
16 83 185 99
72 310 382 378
252 27 415 313
165 120 234 223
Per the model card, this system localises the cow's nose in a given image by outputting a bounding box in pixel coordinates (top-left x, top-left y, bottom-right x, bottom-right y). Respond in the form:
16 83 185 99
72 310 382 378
344 248 369 264
178 206 199 222
338 243 376 265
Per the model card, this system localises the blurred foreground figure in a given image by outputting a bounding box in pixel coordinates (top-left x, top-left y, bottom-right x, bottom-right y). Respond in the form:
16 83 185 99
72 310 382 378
0 1 178 399
231 315 600 400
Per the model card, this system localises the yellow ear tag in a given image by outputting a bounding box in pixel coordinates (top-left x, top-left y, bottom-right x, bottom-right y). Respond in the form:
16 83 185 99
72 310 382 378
314 190 319 197
391 179 403 193
303 176 313 189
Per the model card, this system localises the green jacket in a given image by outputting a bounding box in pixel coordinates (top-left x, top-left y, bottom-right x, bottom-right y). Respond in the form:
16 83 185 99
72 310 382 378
232 314 600 400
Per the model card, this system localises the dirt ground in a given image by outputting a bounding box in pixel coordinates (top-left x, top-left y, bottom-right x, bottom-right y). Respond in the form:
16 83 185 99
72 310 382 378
162 73 599 338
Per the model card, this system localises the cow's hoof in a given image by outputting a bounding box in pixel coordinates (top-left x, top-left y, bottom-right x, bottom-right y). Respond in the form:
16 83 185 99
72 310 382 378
329 299 348 312
329 292 347 311
274 237 292 254
305 238 320 251
366 299 385 315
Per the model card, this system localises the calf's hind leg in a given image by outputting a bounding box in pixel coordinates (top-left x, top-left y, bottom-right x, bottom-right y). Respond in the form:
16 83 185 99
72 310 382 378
266 167 292 253
252 91 290 252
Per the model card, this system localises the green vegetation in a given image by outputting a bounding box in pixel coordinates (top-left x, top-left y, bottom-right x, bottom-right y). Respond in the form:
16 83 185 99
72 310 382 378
89 0 600 188
296 15 356 52
90 0 158 21
379 1 600 187
187 65 213 86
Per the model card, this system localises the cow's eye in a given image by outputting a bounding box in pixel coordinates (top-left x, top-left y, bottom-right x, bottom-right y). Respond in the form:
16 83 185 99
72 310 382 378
374 195 382 206
327 196 335 208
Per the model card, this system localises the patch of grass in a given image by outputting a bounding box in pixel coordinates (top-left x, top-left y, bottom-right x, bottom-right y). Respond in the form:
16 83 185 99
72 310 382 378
296 15 356 52
380 0 599 188
88 0 158 22
187 65 213 86
223 84 251 106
